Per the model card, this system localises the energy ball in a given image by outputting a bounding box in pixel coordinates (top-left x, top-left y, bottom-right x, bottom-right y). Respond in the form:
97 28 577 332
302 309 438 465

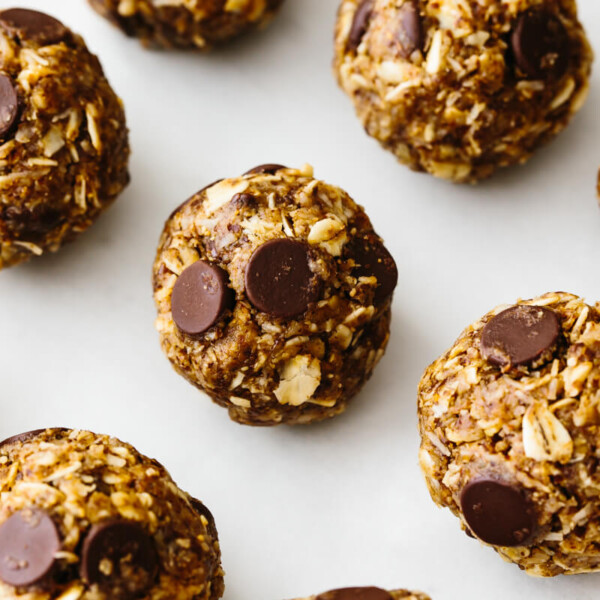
153 164 397 426
0 427 224 599
0 8 129 270
333 0 592 183
88 0 285 50
293 588 430 600
418 292 600 576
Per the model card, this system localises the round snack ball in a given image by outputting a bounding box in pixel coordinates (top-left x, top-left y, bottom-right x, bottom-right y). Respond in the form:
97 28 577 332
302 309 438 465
0 9 129 269
418 292 600 576
293 587 431 600
0 428 224 599
153 164 398 426
88 0 285 50
333 1 592 183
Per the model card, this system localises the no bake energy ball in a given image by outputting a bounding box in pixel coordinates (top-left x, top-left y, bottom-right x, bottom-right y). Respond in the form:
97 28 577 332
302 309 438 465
334 0 592 183
88 0 284 49
418 292 600 576
153 164 397 426
0 427 224 600
293 587 431 600
0 8 129 270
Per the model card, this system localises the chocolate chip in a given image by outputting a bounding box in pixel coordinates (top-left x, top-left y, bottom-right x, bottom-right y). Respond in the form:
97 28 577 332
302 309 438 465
0 509 60 587
171 260 234 336
245 238 320 318
347 235 398 305
0 75 18 139
190 498 218 538
316 587 393 600
0 428 67 449
460 479 536 547
0 429 45 448
81 519 158 596
511 10 569 79
347 0 373 52
0 9 69 45
244 164 287 176
396 1 423 58
480 305 560 368
231 192 257 208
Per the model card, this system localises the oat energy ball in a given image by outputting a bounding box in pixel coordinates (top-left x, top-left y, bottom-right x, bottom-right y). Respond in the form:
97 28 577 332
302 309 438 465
0 427 224 599
0 8 129 270
334 0 592 183
292 587 431 600
88 0 284 50
153 164 397 426
417 292 600 576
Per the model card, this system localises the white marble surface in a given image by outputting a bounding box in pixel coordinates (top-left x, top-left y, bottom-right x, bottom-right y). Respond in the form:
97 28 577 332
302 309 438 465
2 1 600 598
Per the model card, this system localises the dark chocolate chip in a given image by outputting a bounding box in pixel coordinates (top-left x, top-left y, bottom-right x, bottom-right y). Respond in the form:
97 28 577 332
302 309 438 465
0 9 69 45
190 498 218 538
244 164 287 176
0 429 46 448
348 236 398 305
0 428 67 449
480 305 560 368
245 238 320 318
81 519 158 596
231 193 257 208
2 204 64 239
396 1 423 58
0 75 18 139
510 10 569 79
171 260 234 336
460 479 536 547
347 0 374 52
0 509 60 587
316 587 393 600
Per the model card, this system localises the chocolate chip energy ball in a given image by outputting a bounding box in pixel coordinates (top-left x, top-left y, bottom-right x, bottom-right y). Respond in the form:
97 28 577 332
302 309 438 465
417 292 600 576
88 0 284 49
0 428 224 599
334 1 592 183
153 164 397 426
0 9 129 269
293 587 431 600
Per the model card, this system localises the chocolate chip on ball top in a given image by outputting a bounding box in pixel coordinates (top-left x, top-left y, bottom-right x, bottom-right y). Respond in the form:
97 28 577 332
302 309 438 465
334 0 592 183
88 0 285 50
292 587 432 600
0 428 224 599
418 292 600 576
0 8 130 269
153 164 398 426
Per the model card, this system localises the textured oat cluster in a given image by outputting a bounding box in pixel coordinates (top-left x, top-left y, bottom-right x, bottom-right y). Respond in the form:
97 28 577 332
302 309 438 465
292 588 431 600
89 0 284 49
0 428 224 600
334 0 593 183
153 164 397 426
0 12 129 269
418 292 600 576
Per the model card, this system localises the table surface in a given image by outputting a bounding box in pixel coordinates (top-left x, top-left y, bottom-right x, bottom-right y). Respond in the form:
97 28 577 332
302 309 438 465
2 1 600 598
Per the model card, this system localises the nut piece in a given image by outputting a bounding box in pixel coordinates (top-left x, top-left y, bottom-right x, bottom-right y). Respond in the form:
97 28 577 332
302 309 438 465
522 402 573 463
275 355 321 406
307 217 348 256
205 179 249 215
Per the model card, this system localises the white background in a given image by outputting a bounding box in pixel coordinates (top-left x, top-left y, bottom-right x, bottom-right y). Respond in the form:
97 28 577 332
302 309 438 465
1 1 600 598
